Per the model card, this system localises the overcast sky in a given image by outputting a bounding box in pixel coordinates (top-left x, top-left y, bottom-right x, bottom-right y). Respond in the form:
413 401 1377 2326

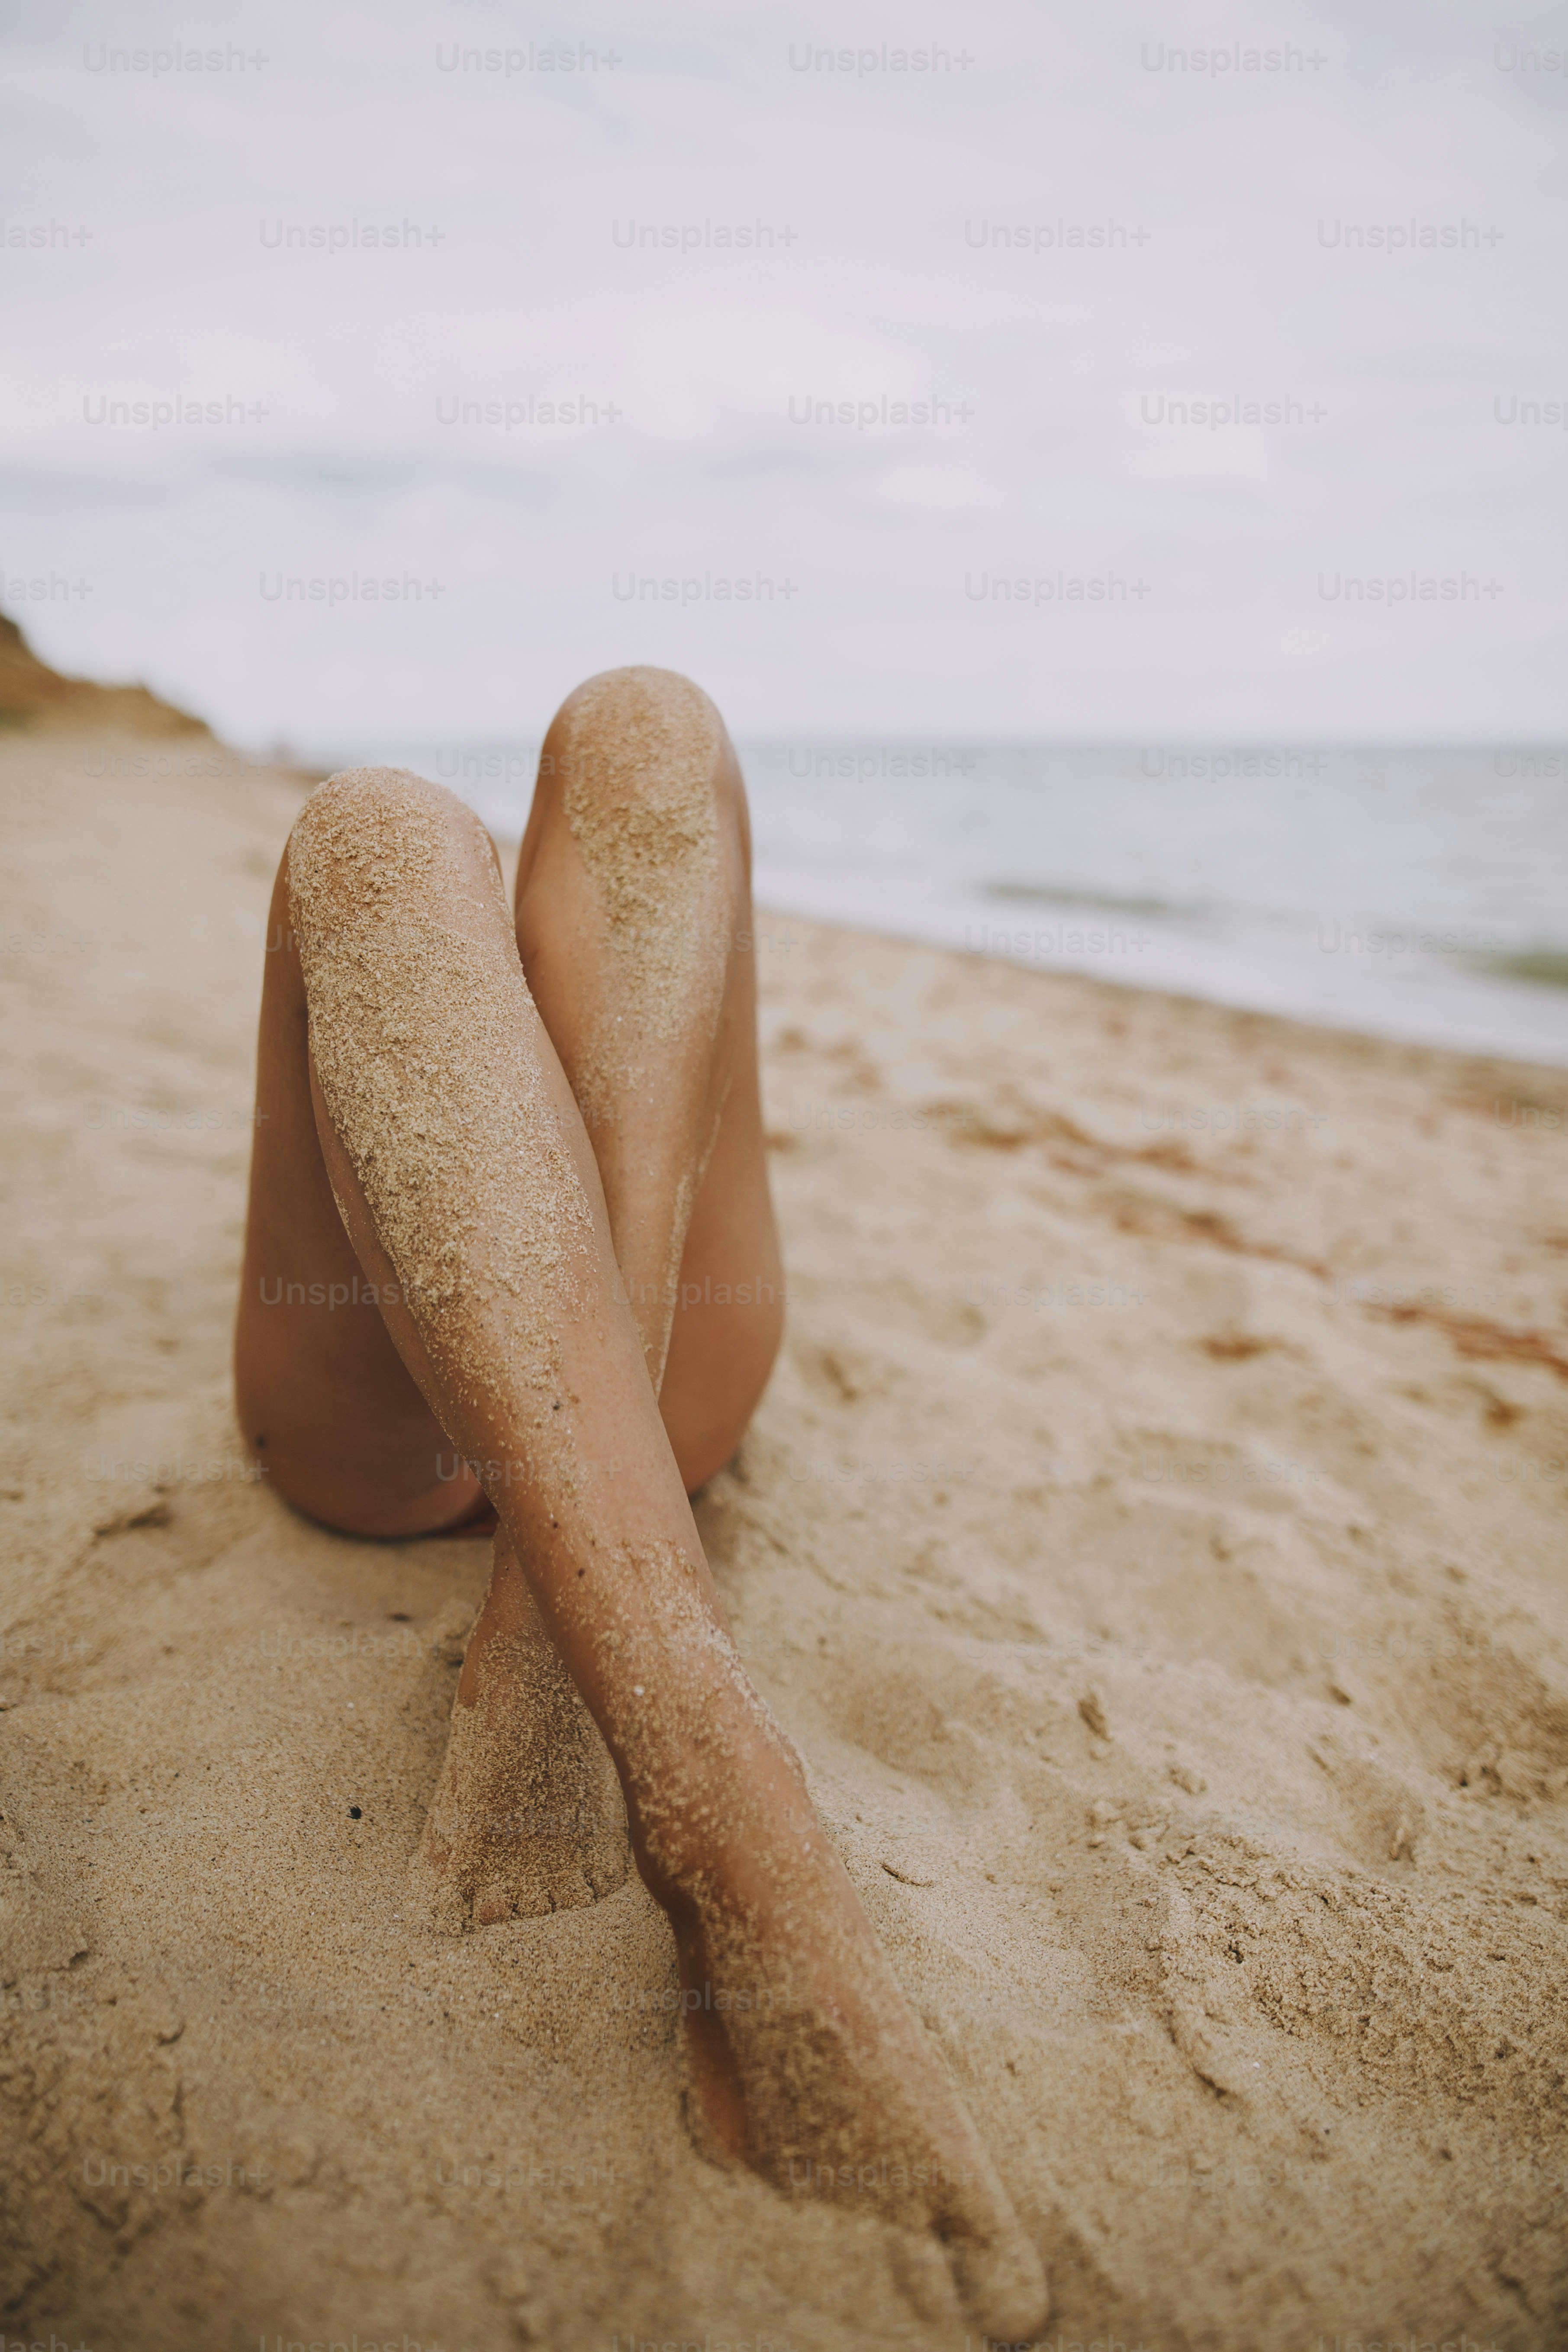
3 0 1566 746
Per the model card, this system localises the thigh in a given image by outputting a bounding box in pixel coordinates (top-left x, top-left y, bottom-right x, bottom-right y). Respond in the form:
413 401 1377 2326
656 912 786 1495
512 699 785 1496
233 846 489 1537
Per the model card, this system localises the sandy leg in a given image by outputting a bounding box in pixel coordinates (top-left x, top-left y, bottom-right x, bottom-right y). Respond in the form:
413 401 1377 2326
418 668 778 1930
677 1868 1049 2334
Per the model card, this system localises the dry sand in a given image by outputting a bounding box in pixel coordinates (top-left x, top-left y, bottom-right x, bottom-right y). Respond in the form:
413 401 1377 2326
3 721 1568 2352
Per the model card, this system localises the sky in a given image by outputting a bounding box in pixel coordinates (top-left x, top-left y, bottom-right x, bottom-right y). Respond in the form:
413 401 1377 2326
3 0 1567 748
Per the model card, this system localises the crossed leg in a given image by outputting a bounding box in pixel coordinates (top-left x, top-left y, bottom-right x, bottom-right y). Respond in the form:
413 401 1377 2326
232 669 1046 2338
235 668 779 1535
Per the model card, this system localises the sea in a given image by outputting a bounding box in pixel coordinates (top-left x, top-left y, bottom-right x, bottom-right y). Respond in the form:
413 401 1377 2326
311 740 1568 1069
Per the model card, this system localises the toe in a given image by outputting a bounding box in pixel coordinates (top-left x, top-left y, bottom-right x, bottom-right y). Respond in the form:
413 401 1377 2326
474 1875 521 1926
544 1862 596 1911
951 2229 1050 2343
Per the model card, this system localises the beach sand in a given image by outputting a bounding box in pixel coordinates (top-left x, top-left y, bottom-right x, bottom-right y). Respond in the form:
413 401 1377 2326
3 718 1568 2352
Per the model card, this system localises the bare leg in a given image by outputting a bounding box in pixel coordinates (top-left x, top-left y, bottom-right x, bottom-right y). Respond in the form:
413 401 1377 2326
513 667 784 1487
415 670 786 1925
235 853 491 1539
266 758 1046 2337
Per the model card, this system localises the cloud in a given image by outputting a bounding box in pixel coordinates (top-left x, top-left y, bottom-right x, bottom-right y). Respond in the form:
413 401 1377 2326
3 0 1563 738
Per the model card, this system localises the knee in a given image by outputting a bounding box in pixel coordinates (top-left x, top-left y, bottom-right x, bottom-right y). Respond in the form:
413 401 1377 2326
288 767 489 913
560 664 715 728
293 764 466 849
544 667 728 814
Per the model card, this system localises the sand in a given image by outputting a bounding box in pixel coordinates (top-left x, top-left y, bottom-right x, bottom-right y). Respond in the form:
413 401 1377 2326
3 722 1568 2352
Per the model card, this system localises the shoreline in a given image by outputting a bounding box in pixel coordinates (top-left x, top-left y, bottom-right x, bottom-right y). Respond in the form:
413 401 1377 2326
761 890 1568 1089
279 728 1568 1069
748 889 1568 1073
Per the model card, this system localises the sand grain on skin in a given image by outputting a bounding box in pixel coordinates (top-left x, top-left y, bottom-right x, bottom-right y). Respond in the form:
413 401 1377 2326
287 767 595 1411
547 667 733 1376
557 665 725 1050
290 768 631 1928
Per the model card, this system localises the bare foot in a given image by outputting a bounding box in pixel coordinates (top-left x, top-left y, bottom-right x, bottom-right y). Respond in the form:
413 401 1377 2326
410 1535 629 1928
634 1732 1049 2340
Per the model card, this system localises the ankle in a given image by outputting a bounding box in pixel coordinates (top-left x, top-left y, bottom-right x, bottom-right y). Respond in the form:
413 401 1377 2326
621 1736 817 1914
